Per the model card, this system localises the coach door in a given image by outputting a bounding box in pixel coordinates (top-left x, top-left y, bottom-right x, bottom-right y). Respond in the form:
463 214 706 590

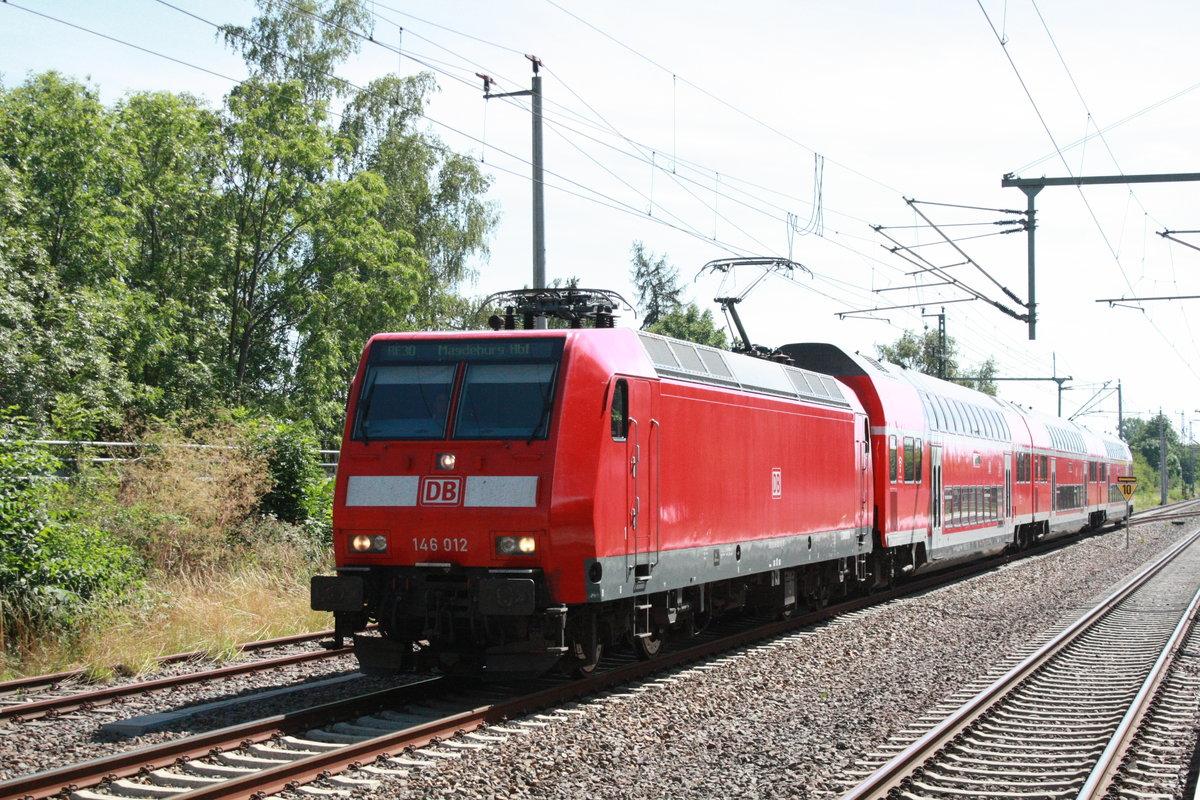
1004 452 1013 526
625 379 660 583
930 444 943 540
1050 457 1057 515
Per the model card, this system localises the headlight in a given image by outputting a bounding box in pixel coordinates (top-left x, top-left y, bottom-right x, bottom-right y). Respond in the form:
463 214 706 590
496 535 536 556
349 534 387 553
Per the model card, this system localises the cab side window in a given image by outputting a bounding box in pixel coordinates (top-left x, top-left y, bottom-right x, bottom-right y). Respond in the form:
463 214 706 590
611 379 629 440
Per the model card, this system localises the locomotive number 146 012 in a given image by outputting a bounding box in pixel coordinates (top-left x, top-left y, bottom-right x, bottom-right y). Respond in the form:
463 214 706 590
412 537 469 553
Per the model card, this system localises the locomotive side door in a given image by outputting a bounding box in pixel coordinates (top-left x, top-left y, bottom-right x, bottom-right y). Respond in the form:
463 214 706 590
857 415 870 529
625 379 660 583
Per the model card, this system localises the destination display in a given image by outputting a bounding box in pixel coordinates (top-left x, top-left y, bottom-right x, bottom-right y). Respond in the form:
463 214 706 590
371 338 563 363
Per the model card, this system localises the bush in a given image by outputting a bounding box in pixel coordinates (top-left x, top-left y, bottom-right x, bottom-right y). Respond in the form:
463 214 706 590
251 420 332 547
253 421 324 524
0 409 141 657
2 412 336 676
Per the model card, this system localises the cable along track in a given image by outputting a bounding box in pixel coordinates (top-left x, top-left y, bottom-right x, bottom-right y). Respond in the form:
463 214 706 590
842 527 1200 800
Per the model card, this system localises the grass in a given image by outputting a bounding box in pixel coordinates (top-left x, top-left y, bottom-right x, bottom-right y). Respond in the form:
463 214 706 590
83 564 332 679
4 557 332 681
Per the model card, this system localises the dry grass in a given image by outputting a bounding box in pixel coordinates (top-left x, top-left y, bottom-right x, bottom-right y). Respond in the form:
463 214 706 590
16 559 334 680
111 423 273 573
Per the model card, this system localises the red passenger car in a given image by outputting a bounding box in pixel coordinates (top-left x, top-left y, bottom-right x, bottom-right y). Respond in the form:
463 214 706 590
780 343 1132 570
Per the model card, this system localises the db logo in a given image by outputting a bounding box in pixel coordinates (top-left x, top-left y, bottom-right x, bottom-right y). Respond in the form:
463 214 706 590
419 476 464 506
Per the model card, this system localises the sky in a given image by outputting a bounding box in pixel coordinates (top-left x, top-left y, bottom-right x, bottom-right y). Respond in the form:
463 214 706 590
2 0 1199 440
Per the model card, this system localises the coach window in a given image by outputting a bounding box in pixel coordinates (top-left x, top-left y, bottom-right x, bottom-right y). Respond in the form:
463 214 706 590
903 437 915 482
610 379 629 441
951 401 966 434
889 435 898 483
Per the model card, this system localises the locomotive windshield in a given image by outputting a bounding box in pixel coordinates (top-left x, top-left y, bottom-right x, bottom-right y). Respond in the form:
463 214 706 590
352 338 564 441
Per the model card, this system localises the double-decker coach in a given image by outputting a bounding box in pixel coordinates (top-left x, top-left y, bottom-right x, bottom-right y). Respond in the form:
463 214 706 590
778 342 1132 572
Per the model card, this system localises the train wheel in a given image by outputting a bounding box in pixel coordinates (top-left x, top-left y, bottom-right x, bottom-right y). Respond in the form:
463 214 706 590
806 582 830 611
634 631 663 660
572 641 604 676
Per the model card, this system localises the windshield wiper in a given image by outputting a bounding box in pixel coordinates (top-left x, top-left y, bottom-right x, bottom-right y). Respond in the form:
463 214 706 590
527 377 556 445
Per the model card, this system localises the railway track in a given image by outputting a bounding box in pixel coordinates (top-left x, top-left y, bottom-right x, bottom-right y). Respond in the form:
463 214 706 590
839 524 1200 800
3 509 1195 800
0 631 336 699
0 633 349 723
0 517 1153 800
1131 496 1200 525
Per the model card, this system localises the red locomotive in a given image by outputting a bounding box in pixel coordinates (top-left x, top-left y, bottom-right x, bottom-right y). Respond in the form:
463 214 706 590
311 289 1132 677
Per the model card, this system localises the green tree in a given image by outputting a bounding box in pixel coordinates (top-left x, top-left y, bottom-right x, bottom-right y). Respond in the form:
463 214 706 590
216 76 343 405
959 356 998 397
631 241 682 329
875 329 997 397
0 410 140 650
339 73 496 330
0 76 136 433
646 304 728 349
1 1 498 441
114 91 226 418
220 0 372 103
1121 413 1182 485
287 170 422 431
217 0 494 433
0 72 134 286
876 329 957 378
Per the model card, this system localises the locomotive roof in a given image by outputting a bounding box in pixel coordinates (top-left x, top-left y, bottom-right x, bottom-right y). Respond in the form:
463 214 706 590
636 331 852 409
361 328 853 410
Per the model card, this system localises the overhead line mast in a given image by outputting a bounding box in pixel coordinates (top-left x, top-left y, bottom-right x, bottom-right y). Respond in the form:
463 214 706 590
1001 171 1200 339
480 55 547 321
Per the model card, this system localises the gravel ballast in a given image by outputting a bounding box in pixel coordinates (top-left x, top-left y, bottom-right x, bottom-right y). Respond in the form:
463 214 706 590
374 521 1195 800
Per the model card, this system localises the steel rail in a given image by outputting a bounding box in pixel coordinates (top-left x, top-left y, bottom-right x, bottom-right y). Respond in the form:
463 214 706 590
1130 510 1200 525
0 678 448 800
67 527 1150 800
0 629 339 697
0 646 348 722
1134 498 1200 521
0 543 1031 800
840 526 1200 800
